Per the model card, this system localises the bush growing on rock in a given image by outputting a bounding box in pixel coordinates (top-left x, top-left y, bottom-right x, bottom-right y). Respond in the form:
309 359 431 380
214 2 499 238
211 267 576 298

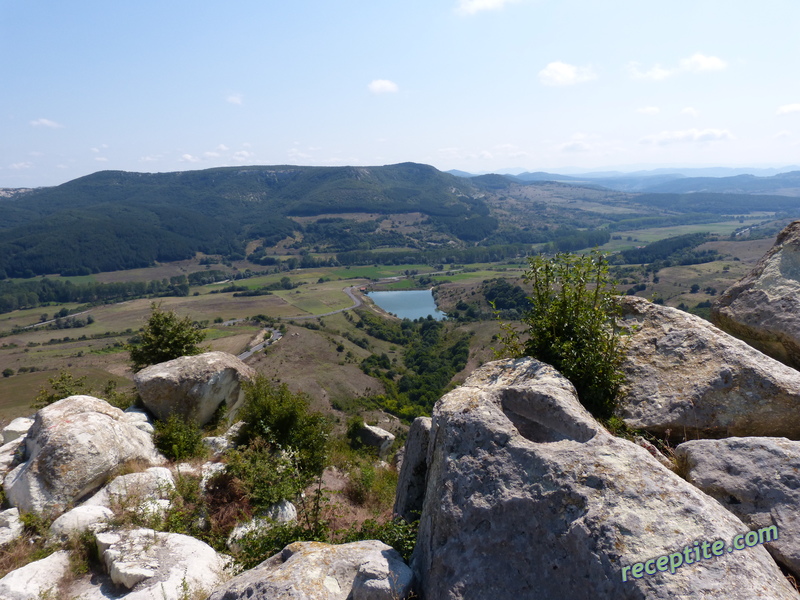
501 251 626 419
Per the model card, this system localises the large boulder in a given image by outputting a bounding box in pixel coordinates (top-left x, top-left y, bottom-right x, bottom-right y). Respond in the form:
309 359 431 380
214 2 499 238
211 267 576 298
712 220 800 369
134 351 256 426
393 416 431 522
675 437 800 577
355 424 395 458
410 357 798 600
0 550 71 600
207 540 413 600
95 527 230 599
617 296 800 439
3 395 163 514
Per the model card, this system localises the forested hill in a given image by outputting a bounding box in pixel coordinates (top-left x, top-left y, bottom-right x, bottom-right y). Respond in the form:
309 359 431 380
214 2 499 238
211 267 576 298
0 163 488 277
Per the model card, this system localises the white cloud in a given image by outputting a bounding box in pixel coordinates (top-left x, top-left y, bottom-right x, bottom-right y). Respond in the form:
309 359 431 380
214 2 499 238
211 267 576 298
558 133 594 153
368 79 399 94
217 144 230 151
629 53 727 81
140 155 161 162
774 130 792 140
640 128 734 145
637 106 660 115
204 151 221 158
180 154 201 163
681 107 700 117
539 61 597 86
456 0 520 15
30 118 63 128
94 157 108 162
777 104 800 115
680 53 727 72
226 94 243 105
10 162 33 169
233 150 253 162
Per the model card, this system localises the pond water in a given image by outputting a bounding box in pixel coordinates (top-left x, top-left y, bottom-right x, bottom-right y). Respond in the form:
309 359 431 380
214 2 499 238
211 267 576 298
367 289 447 321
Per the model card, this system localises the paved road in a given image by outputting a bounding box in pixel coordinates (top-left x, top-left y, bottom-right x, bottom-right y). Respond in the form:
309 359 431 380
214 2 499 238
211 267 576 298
237 327 282 361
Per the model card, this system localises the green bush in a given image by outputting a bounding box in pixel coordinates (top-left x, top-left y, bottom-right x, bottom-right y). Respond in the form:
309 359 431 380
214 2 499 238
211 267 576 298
340 518 419 562
128 303 206 372
502 251 626 419
236 377 331 483
224 438 304 513
153 415 206 462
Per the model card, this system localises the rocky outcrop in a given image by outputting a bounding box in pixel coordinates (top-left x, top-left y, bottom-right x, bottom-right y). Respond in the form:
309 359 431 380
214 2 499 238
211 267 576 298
227 499 298 554
617 296 800 439
393 416 431 521
207 540 413 600
1 417 32 445
355 424 395 458
0 507 23 547
712 220 800 369
0 550 71 600
676 437 800 577
3 395 163 514
134 351 256 426
49 504 114 540
410 357 798 600
95 527 230 599
83 466 175 516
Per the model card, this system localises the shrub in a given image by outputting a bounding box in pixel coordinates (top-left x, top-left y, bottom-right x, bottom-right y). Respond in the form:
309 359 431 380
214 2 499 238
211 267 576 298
501 251 626 419
236 377 331 483
128 303 207 372
153 414 206 462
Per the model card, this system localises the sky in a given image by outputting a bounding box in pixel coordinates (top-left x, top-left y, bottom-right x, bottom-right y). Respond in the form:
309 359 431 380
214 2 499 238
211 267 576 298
2 0 800 187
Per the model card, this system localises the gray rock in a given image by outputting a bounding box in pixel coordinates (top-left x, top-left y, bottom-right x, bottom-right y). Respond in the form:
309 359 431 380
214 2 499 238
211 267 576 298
49 505 114 540
393 416 431 521
1 417 33 445
0 508 23 547
124 406 156 435
0 550 71 600
95 527 230 598
134 351 256 426
356 424 395 458
411 357 798 600
3 395 164 514
617 296 800 439
676 437 800 577
226 500 297 553
207 540 413 600
0 438 22 475
712 220 800 369
83 466 175 515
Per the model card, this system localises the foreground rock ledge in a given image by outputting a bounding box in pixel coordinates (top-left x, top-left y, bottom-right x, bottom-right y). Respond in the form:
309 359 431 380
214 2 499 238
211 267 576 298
712 220 800 370
617 296 800 439
410 357 798 600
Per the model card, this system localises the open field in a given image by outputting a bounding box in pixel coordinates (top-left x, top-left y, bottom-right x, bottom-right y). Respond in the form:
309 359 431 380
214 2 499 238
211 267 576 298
0 223 783 421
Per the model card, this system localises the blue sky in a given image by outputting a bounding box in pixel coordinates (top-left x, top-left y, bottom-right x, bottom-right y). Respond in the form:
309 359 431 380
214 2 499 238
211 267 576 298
2 0 799 187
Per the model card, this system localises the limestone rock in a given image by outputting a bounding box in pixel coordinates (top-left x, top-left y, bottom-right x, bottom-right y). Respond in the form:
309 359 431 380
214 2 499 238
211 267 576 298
3 395 164 514
676 437 800 577
356 424 395 458
134 351 255 426
124 406 156 435
95 527 229 599
617 295 800 439
207 540 413 600
49 505 114 540
226 500 297 553
712 220 800 369
411 357 798 600
393 416 431 521
83 466 175 515
0 550 71 600
0 438 22 475
0 507 23 547
1 417 33 445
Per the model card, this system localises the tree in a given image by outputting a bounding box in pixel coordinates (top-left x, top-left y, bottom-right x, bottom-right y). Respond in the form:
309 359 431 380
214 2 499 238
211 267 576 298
128 303 206 372
500 251 626 419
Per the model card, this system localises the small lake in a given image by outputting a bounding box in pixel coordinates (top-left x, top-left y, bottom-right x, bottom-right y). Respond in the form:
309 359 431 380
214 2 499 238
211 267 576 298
367 289 447 321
